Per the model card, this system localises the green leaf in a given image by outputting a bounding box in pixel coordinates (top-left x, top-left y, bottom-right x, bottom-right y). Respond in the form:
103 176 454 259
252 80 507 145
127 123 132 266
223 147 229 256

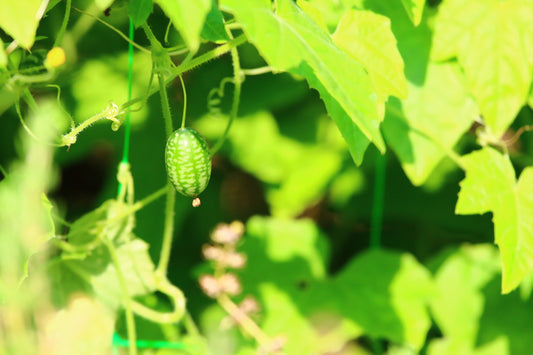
332 9 407 99
400 0 426 26
478 277 533 355
456 147 533 293
220 0 385 153
71 52 151 126
296 0 329 33
154 0 211 51
0 38 7 68
432 0 533 136
95 0 115 10
383 62 477 185
53 238 156 310
239 217 359 354
428 245 500 354
0 0 41 49
128 0 153 28
333 249 434 350
200 0 229 43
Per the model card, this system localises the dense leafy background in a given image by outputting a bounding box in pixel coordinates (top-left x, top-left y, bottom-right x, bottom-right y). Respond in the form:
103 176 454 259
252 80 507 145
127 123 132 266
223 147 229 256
1 0 533 354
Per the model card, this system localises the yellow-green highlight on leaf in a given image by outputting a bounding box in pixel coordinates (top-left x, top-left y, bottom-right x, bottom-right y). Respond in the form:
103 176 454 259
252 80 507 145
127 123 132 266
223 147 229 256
384 62 477 186
220 0 386 153
432 0 533 137
428 245 500 354
400 0 426 26
154 0 211 51
95 0 115 11
296 0 329 33
332 9 407 100
0 0 41 49
456 147 533 294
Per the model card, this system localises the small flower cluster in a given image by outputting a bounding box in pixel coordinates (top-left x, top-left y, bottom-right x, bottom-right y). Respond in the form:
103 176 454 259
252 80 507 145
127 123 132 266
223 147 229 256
199 221 247 298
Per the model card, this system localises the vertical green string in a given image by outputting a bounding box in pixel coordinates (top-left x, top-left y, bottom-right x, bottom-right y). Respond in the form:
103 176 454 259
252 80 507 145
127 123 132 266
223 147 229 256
117 20 134 196
370 151 386 355
370 152 386 249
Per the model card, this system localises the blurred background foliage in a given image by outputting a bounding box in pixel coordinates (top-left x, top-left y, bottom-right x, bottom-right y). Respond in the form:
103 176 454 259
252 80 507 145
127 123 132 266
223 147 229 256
2 0 533 354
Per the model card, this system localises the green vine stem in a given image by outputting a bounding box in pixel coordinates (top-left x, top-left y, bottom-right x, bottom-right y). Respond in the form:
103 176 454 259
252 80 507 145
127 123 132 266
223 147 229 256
130 277 185 323
120 34 246 112
210 26 243 155
370 152 386 249
61 101 122 147
53 0 71 47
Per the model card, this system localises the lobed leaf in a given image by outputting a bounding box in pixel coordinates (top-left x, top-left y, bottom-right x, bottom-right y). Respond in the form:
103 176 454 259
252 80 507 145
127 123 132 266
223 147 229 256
220 0 385 154
456 148 533 293
432 0 533 137
384 62 477 185
332 9 407 100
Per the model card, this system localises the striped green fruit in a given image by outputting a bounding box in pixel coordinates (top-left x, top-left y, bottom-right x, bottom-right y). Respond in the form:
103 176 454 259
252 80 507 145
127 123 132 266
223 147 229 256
165 128 211 204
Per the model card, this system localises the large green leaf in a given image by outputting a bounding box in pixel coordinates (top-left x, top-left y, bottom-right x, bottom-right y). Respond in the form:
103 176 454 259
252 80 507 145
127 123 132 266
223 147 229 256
332 249 434 350
456 147 533 293
428 245 501 354
384 62 477 185
432 0 533 136
200 0 229 43
128 0 153 28
154 0 211 51
400 0 426 26
0 0 41 49
220 0 385 153
332 9 407 100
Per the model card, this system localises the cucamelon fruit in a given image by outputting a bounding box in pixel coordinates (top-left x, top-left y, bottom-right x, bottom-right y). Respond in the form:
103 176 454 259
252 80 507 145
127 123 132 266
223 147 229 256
165 128 211 207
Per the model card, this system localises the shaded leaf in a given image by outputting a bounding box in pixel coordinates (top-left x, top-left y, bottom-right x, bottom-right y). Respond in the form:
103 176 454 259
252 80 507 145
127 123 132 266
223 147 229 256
456 147 533 293
0 38 7 68
154 0 211 51
128 0 153 28
200 0 229 43
400 0 426 26
220 0 385 153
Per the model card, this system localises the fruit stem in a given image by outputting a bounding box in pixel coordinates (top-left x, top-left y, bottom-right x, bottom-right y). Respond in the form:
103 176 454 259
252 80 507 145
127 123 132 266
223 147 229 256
178 74 187 129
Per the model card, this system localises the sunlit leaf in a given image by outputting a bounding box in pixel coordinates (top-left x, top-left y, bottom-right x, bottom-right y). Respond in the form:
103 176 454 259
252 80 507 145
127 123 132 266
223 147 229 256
0 0 41 49
428 245 500 354
456 148 533 293
384 62 477 185
332 249 434 350
332 9 407 99
154 0 211 51
220 0 385 153
432 0 533 136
